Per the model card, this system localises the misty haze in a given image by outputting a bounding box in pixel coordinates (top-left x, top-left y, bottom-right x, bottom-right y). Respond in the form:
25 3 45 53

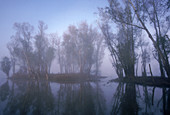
0 0 170 115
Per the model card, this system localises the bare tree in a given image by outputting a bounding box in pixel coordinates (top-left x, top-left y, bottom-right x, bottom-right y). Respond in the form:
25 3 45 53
99 0 170 78
8 22 34 76
34 21 48 74
61 22 104 75
49 33 64 73
99 2 139 77
93 33 105 76
7 39 18 74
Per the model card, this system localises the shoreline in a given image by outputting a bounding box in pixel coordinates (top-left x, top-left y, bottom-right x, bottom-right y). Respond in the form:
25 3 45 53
8 73 104 83
111 77 170 87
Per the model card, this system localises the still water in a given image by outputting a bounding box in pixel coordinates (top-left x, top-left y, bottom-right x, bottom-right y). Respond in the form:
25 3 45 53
0 77 170 115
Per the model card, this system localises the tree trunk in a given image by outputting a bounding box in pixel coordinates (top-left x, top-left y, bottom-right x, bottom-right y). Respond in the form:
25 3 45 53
149 64 153 77
158 54 165 77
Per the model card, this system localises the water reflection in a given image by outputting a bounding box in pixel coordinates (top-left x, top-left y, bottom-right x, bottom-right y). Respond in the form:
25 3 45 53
0 79 170 115
56 82 106 115
0 80 106 115
111 83 138 115
1 80 55 115
111 83 170 115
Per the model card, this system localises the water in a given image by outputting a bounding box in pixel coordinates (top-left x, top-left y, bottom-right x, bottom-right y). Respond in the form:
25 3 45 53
0 77 170 115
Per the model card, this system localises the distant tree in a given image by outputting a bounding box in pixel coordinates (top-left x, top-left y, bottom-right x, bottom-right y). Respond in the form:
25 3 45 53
137 37 150 76
34 21 48 74
50 33 64 73
7 39 18 74
1 57 11 78
62 22 104 75
8 22 34 76
93 33 105 76
45 46 55 73
62 25 80 73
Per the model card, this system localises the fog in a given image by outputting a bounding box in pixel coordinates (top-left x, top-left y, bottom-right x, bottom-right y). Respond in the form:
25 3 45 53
0 0 170 115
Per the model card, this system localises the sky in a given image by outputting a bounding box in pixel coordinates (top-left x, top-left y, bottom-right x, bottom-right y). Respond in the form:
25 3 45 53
0 0 108 54
0 0 116 77
0 0 106 53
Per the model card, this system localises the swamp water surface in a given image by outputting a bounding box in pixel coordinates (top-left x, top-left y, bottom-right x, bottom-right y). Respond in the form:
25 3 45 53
0 77 170 115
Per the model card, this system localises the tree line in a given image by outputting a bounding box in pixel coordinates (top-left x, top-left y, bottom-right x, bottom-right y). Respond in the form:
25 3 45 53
1 21 104 79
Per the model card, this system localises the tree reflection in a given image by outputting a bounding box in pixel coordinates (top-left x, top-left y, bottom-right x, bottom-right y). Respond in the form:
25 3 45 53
142 86 152 114
0 81 10 102
120 83 138 115
1 80 55 115
111 83 139 115
0 80 105 115
167 88 170 114
56 82 106 115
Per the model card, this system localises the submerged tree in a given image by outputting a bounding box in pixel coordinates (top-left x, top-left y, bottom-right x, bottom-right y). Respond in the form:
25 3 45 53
1 57 11 78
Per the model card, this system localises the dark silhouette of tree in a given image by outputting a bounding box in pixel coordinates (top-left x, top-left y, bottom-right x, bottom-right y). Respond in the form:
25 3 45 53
111 83 138 115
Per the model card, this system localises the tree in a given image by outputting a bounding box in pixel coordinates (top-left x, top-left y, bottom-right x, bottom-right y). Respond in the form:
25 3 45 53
34 21 48 74
62 22 104 75
135 0 170 77
93 33 105 76
137 37 150 76
49 33 64 73
8 22 34 76
7 39 18 74
99 0 170 78
45 46 55 73
1 57 11 78
99 23 123 78
7 21 57 79
62 25 79 73
99 1 139 77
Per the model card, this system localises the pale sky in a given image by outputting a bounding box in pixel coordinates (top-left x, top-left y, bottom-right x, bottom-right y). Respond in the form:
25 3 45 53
0 0 108 56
